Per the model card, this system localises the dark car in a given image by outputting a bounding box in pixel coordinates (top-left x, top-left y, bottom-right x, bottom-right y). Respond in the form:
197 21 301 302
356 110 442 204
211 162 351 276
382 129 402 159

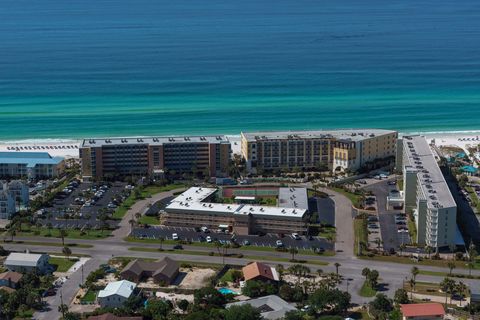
173 244 183 250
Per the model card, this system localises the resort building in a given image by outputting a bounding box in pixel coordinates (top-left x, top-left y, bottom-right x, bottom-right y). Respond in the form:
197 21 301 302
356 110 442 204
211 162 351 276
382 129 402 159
5 252 51 274
396 136 458 249
80 136 231 180
0 152 64 179
241 129 397 173
97 280 137 308
162 187 309 235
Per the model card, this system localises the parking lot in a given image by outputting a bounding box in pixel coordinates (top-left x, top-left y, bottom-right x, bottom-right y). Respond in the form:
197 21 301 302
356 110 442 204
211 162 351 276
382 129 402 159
37 181 129 230
365 179 411 251
131 225 334 251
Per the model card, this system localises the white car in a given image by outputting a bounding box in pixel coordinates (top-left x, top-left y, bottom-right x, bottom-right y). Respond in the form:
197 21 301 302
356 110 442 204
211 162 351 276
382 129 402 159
172 233 179 240
206 236 212 243
292 233 301 240
201 226 209 233
276 240 284 247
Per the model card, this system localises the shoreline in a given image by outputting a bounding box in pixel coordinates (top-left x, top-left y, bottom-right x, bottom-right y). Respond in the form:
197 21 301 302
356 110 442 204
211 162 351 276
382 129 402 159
1 129 479 159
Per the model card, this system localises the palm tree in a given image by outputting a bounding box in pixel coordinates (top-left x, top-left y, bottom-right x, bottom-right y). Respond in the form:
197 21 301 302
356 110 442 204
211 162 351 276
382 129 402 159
334 262 341 276
289 247 298 261
128 218 136 233
411 266 419 282
62 246 72 260
59 228 66 246
399 243 406 256
159 236 165 251
456 281 467 306
409 278 416 299
440 278 455 307
135 212 141 221
425 246 433 259
468 242 477 276
447 261 456 276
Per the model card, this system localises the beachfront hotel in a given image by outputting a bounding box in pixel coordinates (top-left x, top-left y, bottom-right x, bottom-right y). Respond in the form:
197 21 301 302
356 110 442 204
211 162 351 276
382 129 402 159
0 152 64 179
396 135 458 249
79 136 231 180
162 187 309 235
240 129 398 173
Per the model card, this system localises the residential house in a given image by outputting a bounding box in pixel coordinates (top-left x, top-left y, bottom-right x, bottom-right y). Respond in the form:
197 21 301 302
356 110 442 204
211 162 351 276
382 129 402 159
242 262 279 283
4 252 51 274
97 280 137 308
226 295 296 320
0 271 23 289
120 257 179 284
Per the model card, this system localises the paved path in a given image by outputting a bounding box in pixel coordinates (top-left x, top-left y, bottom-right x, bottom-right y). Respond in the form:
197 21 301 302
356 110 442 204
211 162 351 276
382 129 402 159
34 257 104 320
110 187 186 240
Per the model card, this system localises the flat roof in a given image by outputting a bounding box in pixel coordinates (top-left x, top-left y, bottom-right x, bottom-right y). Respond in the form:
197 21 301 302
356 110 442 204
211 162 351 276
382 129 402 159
278 187 308 210
403 135 456 209
242 129 396 143
81 135 230 148
166 187 307 219
0 152 63 167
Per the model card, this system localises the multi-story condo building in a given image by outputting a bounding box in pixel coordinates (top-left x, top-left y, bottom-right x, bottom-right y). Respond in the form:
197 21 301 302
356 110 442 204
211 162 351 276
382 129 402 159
162 187 309 235
80 136 231 179
241 129 397 173
0 190 15 219
396 135 457 249
0 152 64 179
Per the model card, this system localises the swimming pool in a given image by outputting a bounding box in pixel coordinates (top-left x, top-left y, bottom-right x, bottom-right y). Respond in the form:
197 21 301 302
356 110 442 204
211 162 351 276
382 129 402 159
218 287 239 295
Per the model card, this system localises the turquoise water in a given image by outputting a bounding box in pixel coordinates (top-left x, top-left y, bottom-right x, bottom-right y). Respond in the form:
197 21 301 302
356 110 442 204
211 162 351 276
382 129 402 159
218 287 239 295
1 0 480 140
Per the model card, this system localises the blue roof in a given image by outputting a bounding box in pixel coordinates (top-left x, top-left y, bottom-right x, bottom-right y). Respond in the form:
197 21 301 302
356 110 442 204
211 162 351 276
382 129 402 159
461 165 478 173
0 152 63 168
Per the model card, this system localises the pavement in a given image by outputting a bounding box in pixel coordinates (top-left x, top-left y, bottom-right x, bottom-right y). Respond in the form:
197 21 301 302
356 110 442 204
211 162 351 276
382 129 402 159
34 257 104 320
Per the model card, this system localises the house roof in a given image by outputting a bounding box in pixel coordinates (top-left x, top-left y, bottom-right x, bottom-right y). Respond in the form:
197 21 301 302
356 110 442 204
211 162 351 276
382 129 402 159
0 271 23 283
121 257 179 280
226 295 296 320
98 280 136 299
0 286 15 293
400 303 445 317
242 262 279 282
87 313 143 320
0 152 63 168
5 252 48 267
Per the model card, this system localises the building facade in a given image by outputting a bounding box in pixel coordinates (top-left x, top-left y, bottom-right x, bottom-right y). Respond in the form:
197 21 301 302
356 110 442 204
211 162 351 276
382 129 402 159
241 129 397 173
80 136 231 179
5 253 51 274
162 187 308 235
0 190 15 219
396 136 457 249
0 152 64 179
97 280 136 308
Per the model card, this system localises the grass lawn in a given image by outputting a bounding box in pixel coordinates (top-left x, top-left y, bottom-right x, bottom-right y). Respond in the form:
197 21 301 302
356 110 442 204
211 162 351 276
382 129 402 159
1 239 92 248
466 186 480 213
318 226 336 240
113 256 222 269
407 218 417 245
138 215 160 225
360 254 476 270
113 183 186 219
124 236 335 256
330 187 362 207
397 179 404 191
12 227 110 240
220 269 238 282
418 269 480 279
81 289 97 303
49 257 77 272
127 247 329 266
359 281 376 297
403 281 444 297
354 217 368 256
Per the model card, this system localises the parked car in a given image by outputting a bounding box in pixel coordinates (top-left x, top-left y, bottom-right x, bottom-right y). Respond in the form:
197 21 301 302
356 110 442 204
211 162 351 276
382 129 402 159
292 233 301 240
242 239 250 246
276 240 284 247
172 233 179 240
206 236 212 243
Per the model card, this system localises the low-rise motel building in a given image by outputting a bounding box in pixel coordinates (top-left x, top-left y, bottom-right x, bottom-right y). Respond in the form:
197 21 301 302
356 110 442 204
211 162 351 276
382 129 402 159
241 129 398 173
395 135 459 249
0 152 64 179
79 135 231 180
162 187 309 235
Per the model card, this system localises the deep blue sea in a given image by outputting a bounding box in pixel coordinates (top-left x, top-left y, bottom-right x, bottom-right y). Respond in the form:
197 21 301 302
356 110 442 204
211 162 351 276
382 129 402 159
1 0 480 140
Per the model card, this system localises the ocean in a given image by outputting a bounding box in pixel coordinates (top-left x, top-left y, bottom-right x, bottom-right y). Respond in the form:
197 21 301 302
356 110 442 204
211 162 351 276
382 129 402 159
1 0 480 141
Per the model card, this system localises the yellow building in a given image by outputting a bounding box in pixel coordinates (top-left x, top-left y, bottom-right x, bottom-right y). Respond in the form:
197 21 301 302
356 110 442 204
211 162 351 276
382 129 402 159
241 129 397 173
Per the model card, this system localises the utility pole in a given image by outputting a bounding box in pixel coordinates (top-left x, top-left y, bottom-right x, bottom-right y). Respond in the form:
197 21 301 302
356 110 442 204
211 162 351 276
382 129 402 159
60 290 66 319
81 264 84 283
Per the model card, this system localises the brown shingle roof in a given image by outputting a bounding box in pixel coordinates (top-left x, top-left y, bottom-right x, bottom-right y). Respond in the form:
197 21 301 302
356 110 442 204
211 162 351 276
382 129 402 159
121 257 178 280
87 313 143 320
242 262 276 282
0 271 23 283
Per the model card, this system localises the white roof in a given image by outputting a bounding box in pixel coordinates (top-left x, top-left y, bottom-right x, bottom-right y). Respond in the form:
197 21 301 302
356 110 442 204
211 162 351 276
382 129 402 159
226 295 296 320
278 187 309 210
5 252 48 267
166 187 307 219
98 280 136 298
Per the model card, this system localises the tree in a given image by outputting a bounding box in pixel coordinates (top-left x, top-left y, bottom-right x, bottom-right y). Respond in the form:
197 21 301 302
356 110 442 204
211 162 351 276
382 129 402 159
456 281 467 307
223 304 263 320
59 228 67 246
468 242 477 276
447 261 456 276
177 299 189 312
289 247 298 261
410 266 419 282
193 287 226 309
408 278 416 300
440 278 455 307
362 267 370 281
393 288 409 305
367 270 379 289
158 236 165 251
369 294 393 320
334 262 341 276
128 219 136 233
399 244 406 256
283 310 305 320
143 299 172 319
309 287 350 314
62 246 72 260
58 304 69 319
425 246 433 259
